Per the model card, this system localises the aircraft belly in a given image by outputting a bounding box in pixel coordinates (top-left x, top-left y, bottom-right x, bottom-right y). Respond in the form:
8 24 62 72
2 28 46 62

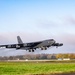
21 47 30 50
35 41 52 48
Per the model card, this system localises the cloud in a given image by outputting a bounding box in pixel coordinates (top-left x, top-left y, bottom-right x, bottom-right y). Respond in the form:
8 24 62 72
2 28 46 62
63 16 75 25
0 32 47 44
54 33 75 46
36 19 58 29
36 16 75 30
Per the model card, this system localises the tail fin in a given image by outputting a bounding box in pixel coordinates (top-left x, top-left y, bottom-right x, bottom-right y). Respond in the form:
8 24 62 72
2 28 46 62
17 36 23 44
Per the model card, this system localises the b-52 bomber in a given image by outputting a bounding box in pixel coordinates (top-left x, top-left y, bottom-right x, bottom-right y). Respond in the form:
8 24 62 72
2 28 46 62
0 36 63 52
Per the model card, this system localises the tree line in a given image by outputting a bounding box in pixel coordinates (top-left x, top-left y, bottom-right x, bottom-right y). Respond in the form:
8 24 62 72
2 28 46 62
0 53 75 60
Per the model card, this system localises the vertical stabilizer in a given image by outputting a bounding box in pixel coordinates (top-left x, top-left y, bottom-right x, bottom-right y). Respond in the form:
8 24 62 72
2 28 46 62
17 36 23 44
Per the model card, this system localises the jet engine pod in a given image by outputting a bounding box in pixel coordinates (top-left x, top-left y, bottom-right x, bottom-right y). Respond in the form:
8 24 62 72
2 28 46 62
16 45 20 49
6 45 11 48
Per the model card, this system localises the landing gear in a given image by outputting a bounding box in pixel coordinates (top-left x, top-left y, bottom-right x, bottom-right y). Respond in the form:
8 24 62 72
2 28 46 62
41 48 43 50
45 47 47 50
32 49 34 52
29 49 31 52
29 49 34 52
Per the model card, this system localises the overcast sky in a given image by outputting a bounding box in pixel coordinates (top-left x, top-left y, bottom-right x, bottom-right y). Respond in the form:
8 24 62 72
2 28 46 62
0 0 75 56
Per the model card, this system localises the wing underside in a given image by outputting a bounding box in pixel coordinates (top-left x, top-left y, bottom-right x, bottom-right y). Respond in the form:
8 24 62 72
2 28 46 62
0 41 42 49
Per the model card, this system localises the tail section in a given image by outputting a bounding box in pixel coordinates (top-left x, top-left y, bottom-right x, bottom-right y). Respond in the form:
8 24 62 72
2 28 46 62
17 36 23 44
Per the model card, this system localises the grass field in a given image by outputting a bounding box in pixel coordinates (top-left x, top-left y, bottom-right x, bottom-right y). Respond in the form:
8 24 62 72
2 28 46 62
0 60 75 75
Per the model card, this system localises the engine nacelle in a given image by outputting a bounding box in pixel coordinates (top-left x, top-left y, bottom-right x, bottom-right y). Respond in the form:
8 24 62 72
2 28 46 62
6 45 12 48
52 43 63 46
16 45 20 49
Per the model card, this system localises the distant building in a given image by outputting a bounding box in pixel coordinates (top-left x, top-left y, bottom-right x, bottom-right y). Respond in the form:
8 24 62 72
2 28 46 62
63 58 70 60
25 59 28 61
58 58 63 60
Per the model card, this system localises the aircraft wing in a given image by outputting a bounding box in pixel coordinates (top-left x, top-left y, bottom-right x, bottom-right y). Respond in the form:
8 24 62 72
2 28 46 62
0 44 21 49
0 41 42 50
